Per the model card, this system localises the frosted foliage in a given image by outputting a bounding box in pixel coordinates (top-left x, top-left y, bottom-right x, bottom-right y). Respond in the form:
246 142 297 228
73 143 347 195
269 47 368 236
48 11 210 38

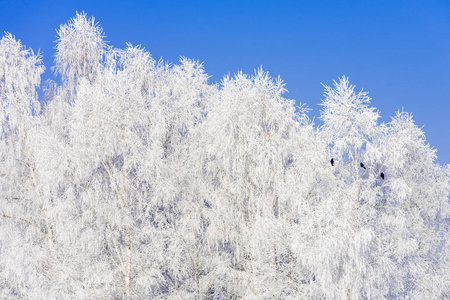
0 13 449 300
0 33 44 130
54 12 106 91
320 77 379 157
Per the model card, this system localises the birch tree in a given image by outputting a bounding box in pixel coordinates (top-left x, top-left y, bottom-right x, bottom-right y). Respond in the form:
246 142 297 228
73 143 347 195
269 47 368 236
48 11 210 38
54 12 106 101
199 69 318 298
0 33 69 298
293 77 382 299
370 111 450 298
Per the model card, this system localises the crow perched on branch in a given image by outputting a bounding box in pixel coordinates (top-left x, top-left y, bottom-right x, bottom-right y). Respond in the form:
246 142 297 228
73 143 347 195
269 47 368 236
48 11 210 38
360 162 366 169
380 172 385 180
330 158 334 166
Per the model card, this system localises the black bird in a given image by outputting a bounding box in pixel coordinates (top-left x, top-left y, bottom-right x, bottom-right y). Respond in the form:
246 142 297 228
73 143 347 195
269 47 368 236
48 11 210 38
380 172 385 180
330 158 334 166
360 162 366 169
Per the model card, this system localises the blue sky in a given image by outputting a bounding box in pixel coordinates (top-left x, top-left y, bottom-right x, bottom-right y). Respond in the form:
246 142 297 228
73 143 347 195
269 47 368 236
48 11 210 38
1 0 449 164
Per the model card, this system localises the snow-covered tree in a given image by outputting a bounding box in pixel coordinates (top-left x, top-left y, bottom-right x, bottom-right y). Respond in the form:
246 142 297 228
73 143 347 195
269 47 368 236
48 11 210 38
290 77 384 299
198 69 318 298
291 78 450 299
0 33 54 297
371 111 450 298
54 12 106 100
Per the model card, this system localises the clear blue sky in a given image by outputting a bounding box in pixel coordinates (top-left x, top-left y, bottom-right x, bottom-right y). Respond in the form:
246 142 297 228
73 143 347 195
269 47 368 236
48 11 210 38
1 0 449 164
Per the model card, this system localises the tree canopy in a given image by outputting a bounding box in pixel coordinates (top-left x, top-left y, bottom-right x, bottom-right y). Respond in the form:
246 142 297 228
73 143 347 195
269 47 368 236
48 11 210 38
1 12 449 299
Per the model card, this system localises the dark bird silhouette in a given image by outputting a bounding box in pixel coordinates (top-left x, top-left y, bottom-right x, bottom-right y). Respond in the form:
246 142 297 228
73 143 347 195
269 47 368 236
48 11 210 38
360 162 366 169
380 172 385 180
330 158 334 166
